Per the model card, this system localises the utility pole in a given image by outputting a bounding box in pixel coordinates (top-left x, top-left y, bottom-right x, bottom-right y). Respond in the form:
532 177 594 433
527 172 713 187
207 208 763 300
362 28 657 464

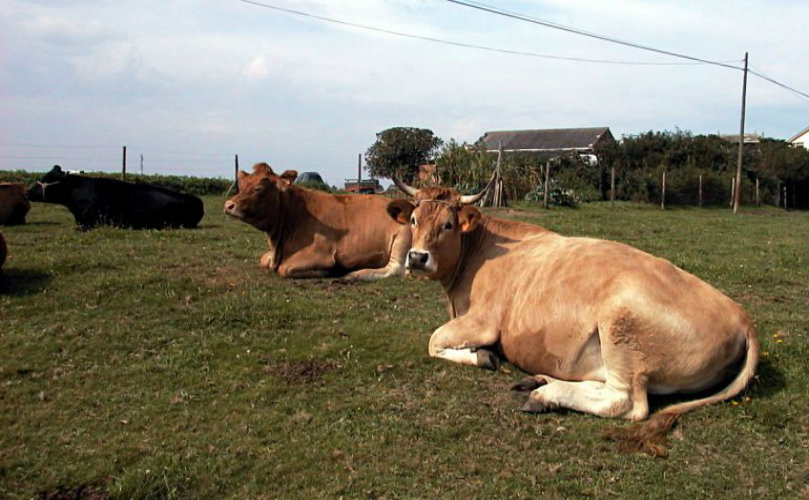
733 52 748 214
140 154 144 175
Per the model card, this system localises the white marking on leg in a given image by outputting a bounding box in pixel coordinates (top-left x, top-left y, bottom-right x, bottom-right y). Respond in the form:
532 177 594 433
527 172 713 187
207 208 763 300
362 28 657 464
528 380 633 418
431 347 480 367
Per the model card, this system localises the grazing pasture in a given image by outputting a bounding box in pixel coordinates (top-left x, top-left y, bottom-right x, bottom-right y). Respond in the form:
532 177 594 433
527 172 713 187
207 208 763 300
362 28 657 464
1 197 807 500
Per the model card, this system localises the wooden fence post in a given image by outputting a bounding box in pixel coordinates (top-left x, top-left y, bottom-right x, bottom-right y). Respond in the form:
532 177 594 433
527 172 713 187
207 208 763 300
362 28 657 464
543 161 551 209
730 177 735 207
776 181 781 207
489 143 504 208
698 174 703 207
121 146 127 181
230 154 239 195
755 177 760 207
661 171 666 210
610 166 615 206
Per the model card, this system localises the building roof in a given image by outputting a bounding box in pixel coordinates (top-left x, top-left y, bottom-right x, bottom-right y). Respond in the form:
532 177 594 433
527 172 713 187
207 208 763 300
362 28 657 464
295 171 325 184
788 125 809 143
480 127 614 152
719 133 761 144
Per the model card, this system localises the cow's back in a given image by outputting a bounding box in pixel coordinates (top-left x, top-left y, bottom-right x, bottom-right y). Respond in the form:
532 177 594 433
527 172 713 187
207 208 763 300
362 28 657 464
0 183 31 225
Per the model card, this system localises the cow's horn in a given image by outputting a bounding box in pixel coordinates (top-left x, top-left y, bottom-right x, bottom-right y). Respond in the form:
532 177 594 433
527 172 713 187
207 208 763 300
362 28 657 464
459 170 498 205
392 176 418 197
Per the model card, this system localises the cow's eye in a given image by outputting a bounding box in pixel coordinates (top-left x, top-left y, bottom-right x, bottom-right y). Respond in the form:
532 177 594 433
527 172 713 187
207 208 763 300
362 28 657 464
410 216 417 226
443 221 453 231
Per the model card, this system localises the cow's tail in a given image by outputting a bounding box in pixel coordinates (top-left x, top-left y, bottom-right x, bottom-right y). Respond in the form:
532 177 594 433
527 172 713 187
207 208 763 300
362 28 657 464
605 320 759 457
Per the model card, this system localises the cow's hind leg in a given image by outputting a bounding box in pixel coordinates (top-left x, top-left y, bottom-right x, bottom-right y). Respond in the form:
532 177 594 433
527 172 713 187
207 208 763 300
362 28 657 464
428 315 500 370
521 314 650 421
276 247 336 279
343 226 412 281
521 380 639 419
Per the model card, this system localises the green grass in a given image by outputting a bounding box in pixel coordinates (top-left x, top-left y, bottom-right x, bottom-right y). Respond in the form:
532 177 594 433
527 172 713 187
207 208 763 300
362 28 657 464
1 198 808 500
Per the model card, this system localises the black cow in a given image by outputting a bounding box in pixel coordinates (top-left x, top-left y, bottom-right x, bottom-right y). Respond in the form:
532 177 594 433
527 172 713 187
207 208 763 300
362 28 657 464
27 166 204 230
0 231 6 270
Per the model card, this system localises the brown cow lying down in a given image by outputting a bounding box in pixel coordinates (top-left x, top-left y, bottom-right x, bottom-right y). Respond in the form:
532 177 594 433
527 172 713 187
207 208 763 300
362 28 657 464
224 163 411 280
387 184 759 456
0 183 31 225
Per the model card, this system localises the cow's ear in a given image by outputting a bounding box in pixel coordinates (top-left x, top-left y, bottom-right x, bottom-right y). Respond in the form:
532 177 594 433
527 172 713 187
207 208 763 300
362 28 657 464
387 199 415 225
458 206 481 233
280 170 298 185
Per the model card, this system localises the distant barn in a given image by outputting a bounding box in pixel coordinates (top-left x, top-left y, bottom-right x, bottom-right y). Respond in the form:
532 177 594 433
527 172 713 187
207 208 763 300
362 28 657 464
344 179 381 194
479 126 616 163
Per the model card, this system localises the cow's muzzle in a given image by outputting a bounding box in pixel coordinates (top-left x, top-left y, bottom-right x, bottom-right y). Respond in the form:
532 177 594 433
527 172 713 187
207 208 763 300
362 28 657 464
406 250 430 271
223 200 242 218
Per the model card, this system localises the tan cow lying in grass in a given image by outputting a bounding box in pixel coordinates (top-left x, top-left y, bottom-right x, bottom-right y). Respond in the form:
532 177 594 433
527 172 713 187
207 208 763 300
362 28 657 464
387 182 759 456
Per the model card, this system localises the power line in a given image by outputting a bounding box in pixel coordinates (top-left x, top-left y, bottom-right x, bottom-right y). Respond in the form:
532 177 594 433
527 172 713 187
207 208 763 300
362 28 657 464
138 148 233 159
234 0 719 66
0 142 119 150
444 0 744 70
748 64 809 100
446 0 809 100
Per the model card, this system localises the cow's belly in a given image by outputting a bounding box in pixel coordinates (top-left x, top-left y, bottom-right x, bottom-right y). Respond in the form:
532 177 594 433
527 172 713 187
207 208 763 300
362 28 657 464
499 319 607 381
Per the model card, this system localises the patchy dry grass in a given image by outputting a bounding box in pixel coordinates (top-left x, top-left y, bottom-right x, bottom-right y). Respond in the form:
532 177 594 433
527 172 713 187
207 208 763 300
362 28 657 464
1 197 808 499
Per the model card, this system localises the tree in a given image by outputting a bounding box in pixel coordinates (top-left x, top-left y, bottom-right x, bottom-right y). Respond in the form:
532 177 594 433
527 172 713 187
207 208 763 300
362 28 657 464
365 127 443 183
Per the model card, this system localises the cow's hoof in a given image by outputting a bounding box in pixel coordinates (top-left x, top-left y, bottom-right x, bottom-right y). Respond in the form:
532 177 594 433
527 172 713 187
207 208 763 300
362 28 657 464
520 398 557 413
475 349 500 371
511 376 547 392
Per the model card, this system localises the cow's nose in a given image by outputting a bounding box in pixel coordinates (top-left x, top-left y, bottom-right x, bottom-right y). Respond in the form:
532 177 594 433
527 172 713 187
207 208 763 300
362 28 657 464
407 250 429 269
223 201 236 213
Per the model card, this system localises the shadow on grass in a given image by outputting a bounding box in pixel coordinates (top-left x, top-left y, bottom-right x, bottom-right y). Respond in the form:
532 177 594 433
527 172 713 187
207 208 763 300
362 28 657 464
645 356 785 414
0 269 52 296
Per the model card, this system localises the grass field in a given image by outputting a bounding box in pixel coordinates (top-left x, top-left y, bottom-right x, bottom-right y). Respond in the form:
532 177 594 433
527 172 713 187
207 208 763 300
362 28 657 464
1 197 808 500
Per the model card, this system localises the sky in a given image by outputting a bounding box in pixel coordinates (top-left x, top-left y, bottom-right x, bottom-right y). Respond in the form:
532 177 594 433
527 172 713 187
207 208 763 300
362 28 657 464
1 0 808 187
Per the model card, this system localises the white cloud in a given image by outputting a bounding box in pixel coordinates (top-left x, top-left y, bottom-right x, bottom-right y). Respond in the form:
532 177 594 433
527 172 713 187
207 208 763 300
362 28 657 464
17 14 124 47
1 0 806 185
242 55 271 83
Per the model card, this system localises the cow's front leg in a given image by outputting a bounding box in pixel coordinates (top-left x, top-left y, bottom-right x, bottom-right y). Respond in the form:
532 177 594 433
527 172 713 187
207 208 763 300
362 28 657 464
259 250 276 269
428 315 500 370
260 235 278 269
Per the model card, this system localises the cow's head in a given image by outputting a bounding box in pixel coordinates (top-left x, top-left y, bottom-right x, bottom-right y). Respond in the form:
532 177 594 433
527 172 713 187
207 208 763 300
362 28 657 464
27 165 68 202
223 163 297 231
388 187 482 281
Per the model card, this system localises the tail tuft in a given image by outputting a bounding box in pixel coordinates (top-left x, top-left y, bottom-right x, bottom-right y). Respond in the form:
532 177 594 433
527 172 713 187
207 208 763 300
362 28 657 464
603 412 680 458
